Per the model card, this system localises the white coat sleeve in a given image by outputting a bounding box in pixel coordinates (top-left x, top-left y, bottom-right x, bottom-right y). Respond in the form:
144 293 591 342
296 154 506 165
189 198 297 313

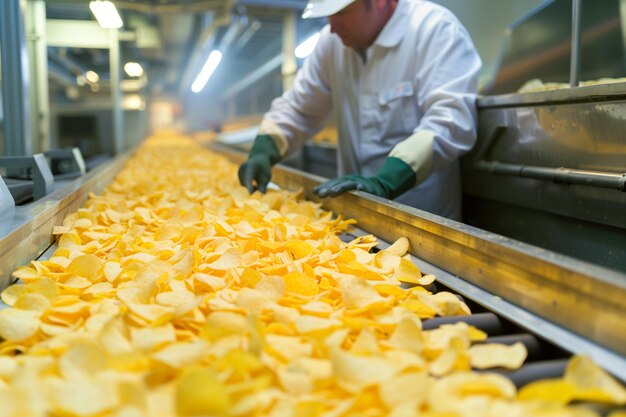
258 28 334 157
390 16 482 182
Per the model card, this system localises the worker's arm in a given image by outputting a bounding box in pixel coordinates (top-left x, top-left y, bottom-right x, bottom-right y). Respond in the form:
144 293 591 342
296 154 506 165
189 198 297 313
239 26 334 193
315 16 481 200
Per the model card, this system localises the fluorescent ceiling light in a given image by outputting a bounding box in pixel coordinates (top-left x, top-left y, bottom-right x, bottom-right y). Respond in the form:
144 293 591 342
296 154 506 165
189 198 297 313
124 62 144 78
89 1 123 29
191 50 222 93
295 32 320 59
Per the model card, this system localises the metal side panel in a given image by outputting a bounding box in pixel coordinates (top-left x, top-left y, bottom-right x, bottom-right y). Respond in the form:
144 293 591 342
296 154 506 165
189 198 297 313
0 153 130 289
210 143 626 359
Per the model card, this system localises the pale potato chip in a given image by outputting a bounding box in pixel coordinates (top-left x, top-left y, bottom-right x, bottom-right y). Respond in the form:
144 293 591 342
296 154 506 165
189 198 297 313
277 365 314 395
1 284 25 306
282 272 319 296
0 308 39 341
385 237 410 257
565 355 626 404
153 340 208 369
13 292 50 313
383 316 423 354
350 327 380 355
131 324 176 352
267 334 314 362
205 248 241 270
329 347 397 391
48 377 118 416
66 254 103 282
200 311 247 341
469 342 527 370
59 338 108 380
0 356 17 379
339 277 389 313
295 315 342 335
379 371 428 408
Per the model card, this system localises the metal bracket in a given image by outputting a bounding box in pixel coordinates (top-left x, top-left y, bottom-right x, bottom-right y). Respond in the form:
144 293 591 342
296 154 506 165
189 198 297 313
0 154 54 201
44 147 87 180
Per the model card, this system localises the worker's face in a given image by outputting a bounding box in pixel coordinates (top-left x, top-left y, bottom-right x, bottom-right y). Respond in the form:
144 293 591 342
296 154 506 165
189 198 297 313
327 0 395 51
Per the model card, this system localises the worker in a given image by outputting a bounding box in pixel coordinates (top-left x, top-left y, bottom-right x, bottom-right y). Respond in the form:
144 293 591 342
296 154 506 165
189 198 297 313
238 0 482 220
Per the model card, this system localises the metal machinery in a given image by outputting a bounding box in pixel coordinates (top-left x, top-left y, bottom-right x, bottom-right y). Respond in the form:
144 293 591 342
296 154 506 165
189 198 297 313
0 0 625 406
462 0 626 272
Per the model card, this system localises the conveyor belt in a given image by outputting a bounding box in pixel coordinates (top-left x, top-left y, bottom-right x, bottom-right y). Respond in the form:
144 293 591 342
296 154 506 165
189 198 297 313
0 141 625 410
210 142 626 385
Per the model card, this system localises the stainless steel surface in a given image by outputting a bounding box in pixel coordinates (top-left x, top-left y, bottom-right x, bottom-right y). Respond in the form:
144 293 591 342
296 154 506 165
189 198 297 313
475 160 626 191
570 0 582 87
0 0 31 156
479 81 626 107
110 29 124 155
0 153 129 290
469 93 626 231
0 154 54 201
210 142 626 359
485 0 625 95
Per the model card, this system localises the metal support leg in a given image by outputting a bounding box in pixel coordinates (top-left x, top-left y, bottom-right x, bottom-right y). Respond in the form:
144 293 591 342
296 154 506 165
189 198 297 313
0 0 32 156
25 0 50 154
282 10 297 91
109 29 124 155
570 0 582 87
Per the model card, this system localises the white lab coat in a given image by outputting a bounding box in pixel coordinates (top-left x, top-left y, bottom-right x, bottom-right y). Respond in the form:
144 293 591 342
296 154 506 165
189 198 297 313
262 0 482 220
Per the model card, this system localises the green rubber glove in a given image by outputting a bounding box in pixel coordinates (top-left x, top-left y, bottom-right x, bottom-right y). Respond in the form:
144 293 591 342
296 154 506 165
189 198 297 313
238 134 281 194
313 157 416 199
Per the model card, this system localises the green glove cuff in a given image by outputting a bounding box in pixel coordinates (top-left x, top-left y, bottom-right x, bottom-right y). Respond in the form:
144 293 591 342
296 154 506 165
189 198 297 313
249 134 281 165
374 157 417 199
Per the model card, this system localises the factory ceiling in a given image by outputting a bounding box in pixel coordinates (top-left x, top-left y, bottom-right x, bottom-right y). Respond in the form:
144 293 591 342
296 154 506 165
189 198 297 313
42 0 316 102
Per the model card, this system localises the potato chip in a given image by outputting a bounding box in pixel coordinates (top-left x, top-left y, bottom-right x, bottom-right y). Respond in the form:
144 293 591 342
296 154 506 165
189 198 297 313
153 340 208 369
59 338 108 380
267 334 314 361
565 355 626 404
383 316 423 354
329 348 397 391
295 315 342 335
283 272 319 296
66 254 103 282
0 308 40 341
517 379 576 405
131 324 176 352
350 326 380 355
1 284 25 306
339 277 389 313
469 342 527 370
13 292 50 313
49 378 118 416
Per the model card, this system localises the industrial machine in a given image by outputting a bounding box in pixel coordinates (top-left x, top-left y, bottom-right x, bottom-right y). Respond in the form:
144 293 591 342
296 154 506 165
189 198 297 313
0 0 624 412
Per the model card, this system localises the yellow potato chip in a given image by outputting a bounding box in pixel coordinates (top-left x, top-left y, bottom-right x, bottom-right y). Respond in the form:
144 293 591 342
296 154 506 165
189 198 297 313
277 365 313 395
385 237 410 257
565 355 626 404
13 292 50 313
1 284 25 306
283 272 319 296
0 308 40 341
131 324 176 352
49 377 117 416
153 340 208 369
59 338 108 380
517 379 576 405
350 326 380 355
383 316 423 354
11 266 39 282
469 342 527 370
339 277 389 313
205 248 241 271
267 334 314 361
66 254 103 282
329 347 397 391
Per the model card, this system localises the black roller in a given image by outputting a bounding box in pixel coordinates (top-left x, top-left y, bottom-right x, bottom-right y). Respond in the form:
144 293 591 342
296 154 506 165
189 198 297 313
422 312 516 335
498 359 569 388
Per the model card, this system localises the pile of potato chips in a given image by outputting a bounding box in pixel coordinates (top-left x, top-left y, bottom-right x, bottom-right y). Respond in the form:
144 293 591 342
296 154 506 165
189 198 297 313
0 133 624 417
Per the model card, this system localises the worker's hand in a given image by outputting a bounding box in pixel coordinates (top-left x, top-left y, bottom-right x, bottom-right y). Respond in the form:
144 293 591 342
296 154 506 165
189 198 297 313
238 134 281 193
313 157 416 200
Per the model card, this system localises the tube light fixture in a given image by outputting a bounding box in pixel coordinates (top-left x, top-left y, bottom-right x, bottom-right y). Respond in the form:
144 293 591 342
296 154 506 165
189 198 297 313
191 50 223 93
124 62 144 78
295 32 320 59
89 0 123 29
